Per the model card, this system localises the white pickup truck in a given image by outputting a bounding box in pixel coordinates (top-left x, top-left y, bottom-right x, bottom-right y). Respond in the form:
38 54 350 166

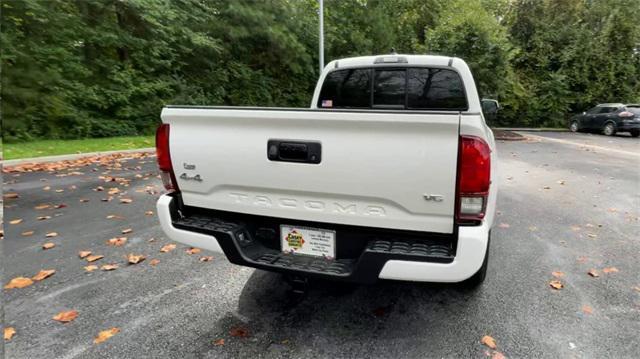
156 54 497 287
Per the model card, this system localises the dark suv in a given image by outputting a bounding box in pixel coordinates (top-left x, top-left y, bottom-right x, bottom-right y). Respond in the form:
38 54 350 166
569 103 640 137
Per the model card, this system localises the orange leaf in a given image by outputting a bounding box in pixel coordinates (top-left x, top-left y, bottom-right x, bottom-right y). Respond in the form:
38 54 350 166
32 269 56 281
35 204 51 210
549 280 564 290
145 211 154 216
121 228 133 234
101 264 119 271
107 237 127 246
4 192 19 199
9 219 23 225
588 269 599 277
603 267 619 273
552 271 564 278
94 327 120 344
79 251 92 258
199 256 213 262
491 351 506 359
86 255 104 263
21 231 35 237
45 232 58 238
149 259 160 266
230 326 249 338
213 338 225 346
481 335 497 349
160 244 176 253
582 305 593 315
127 254 146 264
53 310 78 323
4 277 34 289
4 327 16 340
84 265 98 272
42 242 56 250
120 198 133 204
186 247 201 255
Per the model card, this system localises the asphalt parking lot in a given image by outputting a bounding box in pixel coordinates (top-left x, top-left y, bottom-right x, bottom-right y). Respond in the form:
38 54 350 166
3 132 639 359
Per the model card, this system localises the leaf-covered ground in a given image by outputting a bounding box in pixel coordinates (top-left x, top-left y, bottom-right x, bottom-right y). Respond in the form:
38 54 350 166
2 132 639 358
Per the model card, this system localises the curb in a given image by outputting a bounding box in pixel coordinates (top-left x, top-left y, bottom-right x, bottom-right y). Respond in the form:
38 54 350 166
1 148 155 167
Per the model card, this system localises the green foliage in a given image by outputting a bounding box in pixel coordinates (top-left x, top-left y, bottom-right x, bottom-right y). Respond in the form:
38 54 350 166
2 0 640 139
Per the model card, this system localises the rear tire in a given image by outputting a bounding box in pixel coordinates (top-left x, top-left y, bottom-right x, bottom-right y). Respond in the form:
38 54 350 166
569 121 579 132
460 233 490 289
603 122 616 136
630 130 640 138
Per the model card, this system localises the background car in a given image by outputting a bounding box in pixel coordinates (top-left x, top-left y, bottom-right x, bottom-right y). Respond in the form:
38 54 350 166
569 103 640 137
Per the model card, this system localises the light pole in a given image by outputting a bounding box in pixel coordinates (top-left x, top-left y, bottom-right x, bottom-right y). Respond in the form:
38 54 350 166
319 0 324 74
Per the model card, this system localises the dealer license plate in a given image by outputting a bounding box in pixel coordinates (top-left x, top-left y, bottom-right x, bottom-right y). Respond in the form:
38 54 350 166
280 225 336 259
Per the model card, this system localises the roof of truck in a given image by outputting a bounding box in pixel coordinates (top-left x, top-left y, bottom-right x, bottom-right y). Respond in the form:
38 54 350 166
329 54 458 69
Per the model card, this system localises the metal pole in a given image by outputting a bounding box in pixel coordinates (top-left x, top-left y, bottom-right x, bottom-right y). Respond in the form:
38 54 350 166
319 0 324 74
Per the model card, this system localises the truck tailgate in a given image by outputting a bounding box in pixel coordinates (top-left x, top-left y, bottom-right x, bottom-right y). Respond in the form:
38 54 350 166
162 107 460 234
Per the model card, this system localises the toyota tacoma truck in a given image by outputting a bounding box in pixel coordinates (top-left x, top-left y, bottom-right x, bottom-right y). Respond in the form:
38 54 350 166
156 54 497 287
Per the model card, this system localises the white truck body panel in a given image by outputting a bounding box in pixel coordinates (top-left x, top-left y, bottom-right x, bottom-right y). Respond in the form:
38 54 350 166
162 107 460 233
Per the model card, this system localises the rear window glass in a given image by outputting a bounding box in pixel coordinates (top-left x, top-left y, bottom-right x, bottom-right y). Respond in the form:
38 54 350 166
318 67 467 110
318 69 370 108
407 68 467 110
373 70 406 107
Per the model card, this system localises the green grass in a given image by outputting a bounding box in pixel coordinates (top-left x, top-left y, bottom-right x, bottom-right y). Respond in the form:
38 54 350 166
3 136 154 160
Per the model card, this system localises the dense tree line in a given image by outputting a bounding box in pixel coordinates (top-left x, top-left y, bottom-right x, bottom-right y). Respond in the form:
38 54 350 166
1 0 639 141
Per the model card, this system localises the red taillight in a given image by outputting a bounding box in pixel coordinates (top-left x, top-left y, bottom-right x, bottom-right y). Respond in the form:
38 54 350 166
155 123 179 192
456 135 491 222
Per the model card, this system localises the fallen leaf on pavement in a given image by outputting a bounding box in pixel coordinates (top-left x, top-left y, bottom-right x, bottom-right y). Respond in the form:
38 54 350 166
186 247 201 255
86 255 104 262
552 271 564 278
38 216 52 221
586 233 597 238
200 256 213 262
106 214 124 220
43 186 51 191
145 211 153 216
127 254 146 264
121 228 133 234
101 264 119 271
9 219 23 225
543 186 551 190
549 280 564 290
160 244 176 253
588 269 599 277
107 237 127 246
4 277 34 289
498 223 510 229
53 203 67 209
35 204 51 210
53 310 78 323
46 232 58 238
32 269 56 281
603 267 619 273
55 189 64 193
4 327 16 340
149 259 160 266
84 265 98 272
42 243 56 250
607 208 617 213
481 335 497 349
230 327 249 338
21 231 35 237
120 198 133 204
80 198 90 203
557 180 565 185
4 192 19 199
582 305 593 315
570 225 581 231
491 351 506 359
213 338 225 346
94 186 104 192
94 327 120 344
79 250 92 258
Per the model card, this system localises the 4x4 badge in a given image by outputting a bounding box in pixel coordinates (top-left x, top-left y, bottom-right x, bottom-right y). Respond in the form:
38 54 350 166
423 194 444 202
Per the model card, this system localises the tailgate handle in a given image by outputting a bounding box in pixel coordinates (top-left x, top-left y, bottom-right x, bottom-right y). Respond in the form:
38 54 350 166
267 140 321 164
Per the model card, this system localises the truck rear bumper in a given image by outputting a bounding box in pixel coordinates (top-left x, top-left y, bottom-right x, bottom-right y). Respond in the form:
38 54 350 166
157 194 488 283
